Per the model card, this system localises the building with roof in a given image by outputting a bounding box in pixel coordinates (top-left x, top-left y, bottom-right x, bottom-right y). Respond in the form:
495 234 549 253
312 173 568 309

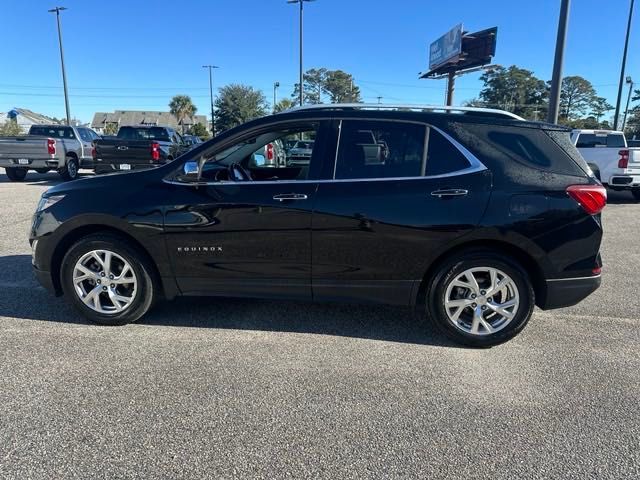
91 110 208 134
0 108 61 134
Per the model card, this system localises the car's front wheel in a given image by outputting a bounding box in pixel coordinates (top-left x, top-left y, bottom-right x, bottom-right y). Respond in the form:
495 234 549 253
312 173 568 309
5 167 28 182
427 250 534 347
61 234 156 325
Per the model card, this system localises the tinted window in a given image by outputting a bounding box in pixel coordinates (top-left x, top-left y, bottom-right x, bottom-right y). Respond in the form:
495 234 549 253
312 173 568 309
426 129 471 176
29 126 75 139
117 127 170 141
335 120 426 179
576 133 625 148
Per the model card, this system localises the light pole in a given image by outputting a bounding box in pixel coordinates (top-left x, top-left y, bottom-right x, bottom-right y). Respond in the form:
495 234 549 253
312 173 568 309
623 76 634 132
273 81 280 113
548 0 570 124
202 65 219 135
288 0 315 106
48 6 71 125
614 0 635 130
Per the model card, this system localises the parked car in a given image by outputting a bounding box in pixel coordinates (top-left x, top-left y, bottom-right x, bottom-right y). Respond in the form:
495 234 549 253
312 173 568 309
0 124 100 181
571 129 640 200
182 135 203 150
287 140 315 166
30 104 605 347
92 125 188 174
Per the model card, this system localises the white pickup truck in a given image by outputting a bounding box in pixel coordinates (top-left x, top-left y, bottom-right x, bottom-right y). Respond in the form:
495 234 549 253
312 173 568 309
571 129 640 200
0 124 100 182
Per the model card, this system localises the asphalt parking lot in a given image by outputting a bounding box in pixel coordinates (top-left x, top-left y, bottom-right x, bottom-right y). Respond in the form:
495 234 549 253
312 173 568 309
0 171 638 479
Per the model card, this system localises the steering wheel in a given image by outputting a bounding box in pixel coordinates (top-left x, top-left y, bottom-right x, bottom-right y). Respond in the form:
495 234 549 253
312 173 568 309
228 163 252 182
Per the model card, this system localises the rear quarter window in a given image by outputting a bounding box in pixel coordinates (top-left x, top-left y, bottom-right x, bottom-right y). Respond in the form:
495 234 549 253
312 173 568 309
445 123 586 182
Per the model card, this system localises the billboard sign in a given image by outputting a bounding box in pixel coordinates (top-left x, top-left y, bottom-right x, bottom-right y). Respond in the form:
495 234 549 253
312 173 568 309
429 24 463 70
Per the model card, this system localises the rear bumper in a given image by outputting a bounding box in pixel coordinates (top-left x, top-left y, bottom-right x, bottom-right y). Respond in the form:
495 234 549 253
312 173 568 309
0 158 60 169
538 275 601 310
94 162 163 175
608 174 640 189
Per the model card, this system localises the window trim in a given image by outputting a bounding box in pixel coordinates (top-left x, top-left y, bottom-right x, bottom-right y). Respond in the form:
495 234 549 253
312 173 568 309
165 117 487 187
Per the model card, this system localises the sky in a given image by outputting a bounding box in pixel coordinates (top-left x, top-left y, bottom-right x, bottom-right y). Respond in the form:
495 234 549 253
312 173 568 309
0 0 636 124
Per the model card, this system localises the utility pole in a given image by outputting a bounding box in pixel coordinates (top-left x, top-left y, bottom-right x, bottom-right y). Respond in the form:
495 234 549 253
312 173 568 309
377 96 383 104
548 0 570 124
202 65 219 135
288 0 315 106
273 82 280 113
48 6 71 125
614 0 635 130
623 76 634 132
446 72 455 106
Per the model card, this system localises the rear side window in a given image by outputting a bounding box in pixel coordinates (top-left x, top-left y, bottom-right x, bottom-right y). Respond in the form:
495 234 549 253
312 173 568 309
335 120 426 179
77 129 91 142
576 133 625 148
451 124 586 178
425 129 471 176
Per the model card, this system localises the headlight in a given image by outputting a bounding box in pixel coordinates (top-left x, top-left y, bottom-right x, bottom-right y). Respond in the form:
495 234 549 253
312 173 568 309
36 194 65 212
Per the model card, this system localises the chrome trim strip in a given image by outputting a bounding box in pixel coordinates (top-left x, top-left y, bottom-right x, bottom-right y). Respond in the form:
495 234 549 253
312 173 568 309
163 169 486 187
333 120 342 180
546 275 601 282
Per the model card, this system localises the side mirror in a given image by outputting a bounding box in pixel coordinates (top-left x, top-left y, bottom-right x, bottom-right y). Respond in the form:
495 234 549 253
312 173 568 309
177 161 199 182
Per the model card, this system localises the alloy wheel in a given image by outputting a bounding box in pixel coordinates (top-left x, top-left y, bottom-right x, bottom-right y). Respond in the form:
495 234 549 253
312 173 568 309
72 249 137 314
444 267 520 336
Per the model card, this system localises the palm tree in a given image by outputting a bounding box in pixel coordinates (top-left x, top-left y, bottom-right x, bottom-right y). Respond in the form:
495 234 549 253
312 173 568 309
169 95 197 134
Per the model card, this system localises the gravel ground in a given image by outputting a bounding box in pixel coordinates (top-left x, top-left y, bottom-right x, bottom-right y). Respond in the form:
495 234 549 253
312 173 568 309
0 171 638 479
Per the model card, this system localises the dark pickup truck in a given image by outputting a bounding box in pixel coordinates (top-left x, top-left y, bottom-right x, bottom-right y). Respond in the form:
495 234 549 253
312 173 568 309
93 126 187 174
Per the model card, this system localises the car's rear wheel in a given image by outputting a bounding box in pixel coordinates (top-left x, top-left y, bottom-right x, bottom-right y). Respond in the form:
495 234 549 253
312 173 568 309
59 155 79 181
61 234 156 325
426 250 534 347
5 167 28 182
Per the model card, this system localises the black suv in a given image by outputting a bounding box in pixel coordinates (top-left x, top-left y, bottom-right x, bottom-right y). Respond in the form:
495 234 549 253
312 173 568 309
30 105 606 346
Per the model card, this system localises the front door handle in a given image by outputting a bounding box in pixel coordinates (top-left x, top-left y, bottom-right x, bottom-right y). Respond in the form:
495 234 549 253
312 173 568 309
430 188 469 198
273 193 308 201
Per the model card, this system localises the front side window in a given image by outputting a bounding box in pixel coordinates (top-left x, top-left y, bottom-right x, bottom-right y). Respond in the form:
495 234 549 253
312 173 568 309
335 120 426 180
200 123 319 182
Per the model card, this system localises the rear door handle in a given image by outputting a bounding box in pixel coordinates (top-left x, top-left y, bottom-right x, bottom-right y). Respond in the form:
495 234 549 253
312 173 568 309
430 188 469 198
273 193 308 201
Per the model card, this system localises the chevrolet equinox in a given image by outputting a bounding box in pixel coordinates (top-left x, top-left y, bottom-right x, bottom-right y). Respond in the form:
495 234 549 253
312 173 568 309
30 105 606 346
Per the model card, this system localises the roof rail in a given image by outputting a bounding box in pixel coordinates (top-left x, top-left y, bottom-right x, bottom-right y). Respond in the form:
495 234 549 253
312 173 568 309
280 103 525 120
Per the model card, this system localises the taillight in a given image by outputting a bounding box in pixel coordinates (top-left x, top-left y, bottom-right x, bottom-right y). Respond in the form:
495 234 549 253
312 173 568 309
91 141 96 160
151 142 160 161
618 149 629 168
566 184 607 215
266 143 274 161
47 138 56 155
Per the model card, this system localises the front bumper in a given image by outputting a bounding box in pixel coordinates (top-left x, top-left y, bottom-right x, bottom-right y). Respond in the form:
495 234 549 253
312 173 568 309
33 265 59 296
538 275 601 310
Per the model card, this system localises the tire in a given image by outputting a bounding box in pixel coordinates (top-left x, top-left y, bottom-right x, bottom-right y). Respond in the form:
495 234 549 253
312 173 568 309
59 155 79 181
35 168 51 174
632 189 640 201
5 167 28 182
426 250 535 347
60 234 156 325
